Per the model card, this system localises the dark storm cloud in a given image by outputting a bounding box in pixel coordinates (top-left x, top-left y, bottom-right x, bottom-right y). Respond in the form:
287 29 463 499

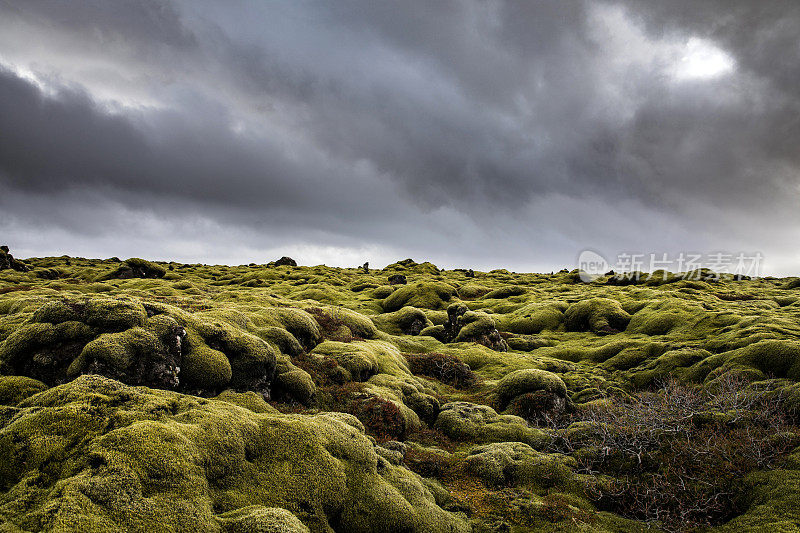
0 66 400 217
0 1 798 272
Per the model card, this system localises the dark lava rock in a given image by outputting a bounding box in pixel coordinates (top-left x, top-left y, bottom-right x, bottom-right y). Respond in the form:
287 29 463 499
274 256 298 267
0 246 29 272
388 274 407 285
104 258 166 279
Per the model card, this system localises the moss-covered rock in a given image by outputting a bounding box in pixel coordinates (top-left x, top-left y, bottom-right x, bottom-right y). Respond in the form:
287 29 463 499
217 506 310 533
372 306 433 336
68 319 183 388
101 257 167 280
0 375 48 405
465 441 577 488
564 298 631 334
273 369 316 405
496 369 568 411
724 340 800 381
483 286 527 299
382 282 457 312
434 402 547 448
495 303 565 335
505 335 554 352
0 375 469 533
457 283 490 300
215 389 278 414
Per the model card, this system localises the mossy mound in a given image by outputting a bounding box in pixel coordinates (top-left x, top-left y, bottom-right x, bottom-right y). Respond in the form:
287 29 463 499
483 285 527 299
217 506 310 533
626 348 711 387
465 442 577 489
308 307 378 339
505 335 554 352
456 283 490 300
0 298 286 395
3 254 800 530
0 375 469 533
434 402 547 448
564 298 631 334
383 259 439 276
0 375 48 405
100 257 166 280
372 306 433 336
495 302 565 335
382 282 457 311
495 369 568 411
721 340 800 381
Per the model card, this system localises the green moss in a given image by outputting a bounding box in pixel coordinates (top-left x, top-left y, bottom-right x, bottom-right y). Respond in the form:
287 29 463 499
256 308 322 351
496 369 568 410
483 286 527 299
217 506 311 532
0 375 47 405
434 402 548 448
600 342 668 371
724 340 800 380
100 257 167 280
457 283 490 300
311 341 379 381
257 326 304 357
0 321 96 380
372 306 433 336
626 348 711 387
465 442 576 489
371 285 396 299
215 390 278 414
506 335 554 352
495 303 565 334
453 311 498 343
32 298 147 331
274 369 316 405
305 306 378 339
783 278 800 290
714 456 800 532
625 299 721 337
193 320 277 391
0 375 469 532
68 316 182 389
563 298 631 334
181 329 233 390
382 282 457 311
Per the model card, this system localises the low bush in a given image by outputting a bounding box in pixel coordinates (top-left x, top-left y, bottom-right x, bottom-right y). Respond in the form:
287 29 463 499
405 352 478 388
558 374 800 531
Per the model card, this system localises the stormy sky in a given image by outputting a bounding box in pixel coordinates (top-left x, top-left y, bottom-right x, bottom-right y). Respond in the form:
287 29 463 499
1 1 798 274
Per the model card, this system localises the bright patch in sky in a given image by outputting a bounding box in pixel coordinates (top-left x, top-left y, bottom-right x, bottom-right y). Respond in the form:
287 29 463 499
673 37 735 80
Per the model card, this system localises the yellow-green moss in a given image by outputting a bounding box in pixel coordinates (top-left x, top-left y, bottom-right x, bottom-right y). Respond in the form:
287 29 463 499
563 298 631 334
0 375 469 532
434 402 548 448
372 306 433 336
0 375 47 405
496 369 567 410
465 442 577 489
382 282 457 311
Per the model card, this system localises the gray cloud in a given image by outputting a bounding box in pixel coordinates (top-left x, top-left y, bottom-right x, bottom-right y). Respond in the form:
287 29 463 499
0 1 798 273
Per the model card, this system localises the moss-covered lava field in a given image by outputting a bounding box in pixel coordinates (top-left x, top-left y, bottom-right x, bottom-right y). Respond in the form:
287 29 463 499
1 251 800 532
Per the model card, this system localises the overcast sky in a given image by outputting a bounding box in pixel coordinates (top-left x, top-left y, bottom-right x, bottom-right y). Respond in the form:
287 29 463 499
0 1 798 274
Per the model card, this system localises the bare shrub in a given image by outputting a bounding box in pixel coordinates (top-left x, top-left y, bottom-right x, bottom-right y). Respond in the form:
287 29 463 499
404 352 478 388
557 374 800 531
